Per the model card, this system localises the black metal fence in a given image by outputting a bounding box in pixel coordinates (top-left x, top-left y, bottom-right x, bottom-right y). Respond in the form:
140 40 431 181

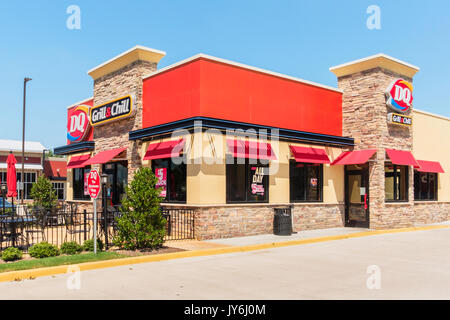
0 206 195 252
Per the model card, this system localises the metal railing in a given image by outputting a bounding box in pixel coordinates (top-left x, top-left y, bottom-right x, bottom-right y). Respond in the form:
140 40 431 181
0 206 195 252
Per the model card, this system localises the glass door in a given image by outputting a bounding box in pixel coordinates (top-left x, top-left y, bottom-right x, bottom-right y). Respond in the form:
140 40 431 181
345 164 369 228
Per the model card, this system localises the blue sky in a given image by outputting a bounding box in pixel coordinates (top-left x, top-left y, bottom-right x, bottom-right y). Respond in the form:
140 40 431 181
0 1 449 150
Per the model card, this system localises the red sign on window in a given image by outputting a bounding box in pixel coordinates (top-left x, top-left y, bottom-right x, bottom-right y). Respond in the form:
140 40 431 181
155 167 167 198
87 170 101 199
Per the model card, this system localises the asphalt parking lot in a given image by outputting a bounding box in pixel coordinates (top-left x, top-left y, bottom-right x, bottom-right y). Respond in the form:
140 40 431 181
0 226 449 299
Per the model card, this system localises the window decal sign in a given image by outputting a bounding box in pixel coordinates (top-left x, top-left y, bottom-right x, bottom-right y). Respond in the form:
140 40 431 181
385 79 413 113
84 172 90 196
67 105 91 142
89 95 133 126
251 167 265 195
155 167 167 198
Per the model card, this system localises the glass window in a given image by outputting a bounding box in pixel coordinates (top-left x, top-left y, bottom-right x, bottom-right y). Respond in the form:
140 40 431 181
385 164 408 201
52 182 65 200
152 158 186 203
73 167 91 200
289 161 323 202
414 171 437 201
226 157 269 203
16 172 36 200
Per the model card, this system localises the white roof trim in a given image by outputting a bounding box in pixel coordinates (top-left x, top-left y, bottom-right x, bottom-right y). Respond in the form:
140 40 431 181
87 45 166 75
66 97 94 109
329 53 420 72
414 108 450 121
143 53 343 93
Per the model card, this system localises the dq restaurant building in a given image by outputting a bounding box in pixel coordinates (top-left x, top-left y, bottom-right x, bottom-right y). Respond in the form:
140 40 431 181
54 46 450 240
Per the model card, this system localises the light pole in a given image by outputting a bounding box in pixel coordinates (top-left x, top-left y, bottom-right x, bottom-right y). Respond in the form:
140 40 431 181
21 77 32 205
101 173 109 249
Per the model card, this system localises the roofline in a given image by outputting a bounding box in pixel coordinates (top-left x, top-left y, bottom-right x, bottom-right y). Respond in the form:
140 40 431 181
143 53 343 94
414 108 450 121
66 97 94 109
329 53 420 73
87 45 166 76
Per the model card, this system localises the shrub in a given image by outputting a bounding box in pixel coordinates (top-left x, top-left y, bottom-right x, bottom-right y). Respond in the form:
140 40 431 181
113 167 166 250
29 242 60 258
60 241 83 255
2 247 23 262
82 239 104 252
30 176 57 210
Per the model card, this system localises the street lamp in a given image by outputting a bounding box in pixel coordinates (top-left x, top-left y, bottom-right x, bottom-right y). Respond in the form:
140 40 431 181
21 77 32 205
1 182 7 214
101 173 109 249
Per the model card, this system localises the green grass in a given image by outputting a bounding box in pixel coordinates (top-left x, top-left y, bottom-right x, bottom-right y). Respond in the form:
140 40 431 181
0 252 126 273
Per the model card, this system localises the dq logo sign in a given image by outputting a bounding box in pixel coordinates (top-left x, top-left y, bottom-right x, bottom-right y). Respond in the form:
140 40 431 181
67 105 91 142
386 79 414 113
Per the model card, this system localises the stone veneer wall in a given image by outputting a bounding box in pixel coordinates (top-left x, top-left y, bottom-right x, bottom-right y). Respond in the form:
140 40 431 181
414 202 450 224
338 67 415 229
92 60 157 183
165 203 344 240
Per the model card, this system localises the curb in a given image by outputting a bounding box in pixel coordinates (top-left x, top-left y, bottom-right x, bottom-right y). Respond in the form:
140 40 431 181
1 224 449 283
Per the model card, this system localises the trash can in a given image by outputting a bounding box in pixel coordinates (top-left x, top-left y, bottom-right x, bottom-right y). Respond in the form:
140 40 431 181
273 207 292 236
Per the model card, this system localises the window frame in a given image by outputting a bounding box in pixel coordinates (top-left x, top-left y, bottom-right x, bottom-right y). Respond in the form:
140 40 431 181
385 163 409 203
289 160 323 203
151 158 187 204
72 166 91 201
414 170 438 201
226 157 270 204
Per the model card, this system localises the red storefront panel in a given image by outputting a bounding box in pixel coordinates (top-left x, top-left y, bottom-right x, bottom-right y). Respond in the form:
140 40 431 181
143 58 343 136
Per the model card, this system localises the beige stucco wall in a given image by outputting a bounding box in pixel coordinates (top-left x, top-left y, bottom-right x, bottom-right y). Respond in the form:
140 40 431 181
413 110 450 201
141 132 344 205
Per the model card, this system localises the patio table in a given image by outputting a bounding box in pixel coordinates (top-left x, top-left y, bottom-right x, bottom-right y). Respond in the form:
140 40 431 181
0 216 36 248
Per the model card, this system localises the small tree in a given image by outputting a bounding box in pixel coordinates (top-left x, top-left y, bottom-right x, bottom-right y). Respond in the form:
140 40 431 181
113 167 166 250
30 175 57 210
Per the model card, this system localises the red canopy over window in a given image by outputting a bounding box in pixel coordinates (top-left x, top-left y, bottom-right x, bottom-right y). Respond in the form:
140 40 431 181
416 160 445 173
385 149 419 167
227 139 277 160
67 154 91 169
143 139 185 161
331 149 376 165
289 146 330 164
84 148 126 165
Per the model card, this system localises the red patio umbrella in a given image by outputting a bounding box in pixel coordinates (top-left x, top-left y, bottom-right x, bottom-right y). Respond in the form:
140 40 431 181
6 152 18 200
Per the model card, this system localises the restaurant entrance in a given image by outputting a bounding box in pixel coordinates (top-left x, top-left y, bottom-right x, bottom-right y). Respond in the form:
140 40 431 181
345 164 370 228
102 161 128 206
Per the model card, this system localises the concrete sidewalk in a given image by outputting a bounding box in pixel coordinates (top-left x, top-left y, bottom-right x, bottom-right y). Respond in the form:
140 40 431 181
204 227 368 247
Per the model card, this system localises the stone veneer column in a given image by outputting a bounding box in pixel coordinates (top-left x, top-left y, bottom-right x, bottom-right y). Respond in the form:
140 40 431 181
87 46 165 184
92 60 156 182
331 55 419 229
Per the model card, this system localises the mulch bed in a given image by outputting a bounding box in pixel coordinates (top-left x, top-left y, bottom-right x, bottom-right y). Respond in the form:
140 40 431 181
109 246 186 257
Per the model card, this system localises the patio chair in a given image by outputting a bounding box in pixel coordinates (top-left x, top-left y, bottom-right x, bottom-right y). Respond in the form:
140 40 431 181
63 208 90 242
24 206 47 244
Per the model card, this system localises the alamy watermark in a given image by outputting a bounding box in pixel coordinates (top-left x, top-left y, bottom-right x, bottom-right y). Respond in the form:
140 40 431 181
66 5 81 30
366 265 381 289
66 265 81 290
366 5 381 30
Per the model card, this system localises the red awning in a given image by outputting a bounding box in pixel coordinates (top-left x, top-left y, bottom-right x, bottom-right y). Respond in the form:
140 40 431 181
143 139 185 161
227 139 277 160
416 160 445 173
84 147 127 165
289 146 330 164
331 149 376 165
67 154 91 169
386 149 419 167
